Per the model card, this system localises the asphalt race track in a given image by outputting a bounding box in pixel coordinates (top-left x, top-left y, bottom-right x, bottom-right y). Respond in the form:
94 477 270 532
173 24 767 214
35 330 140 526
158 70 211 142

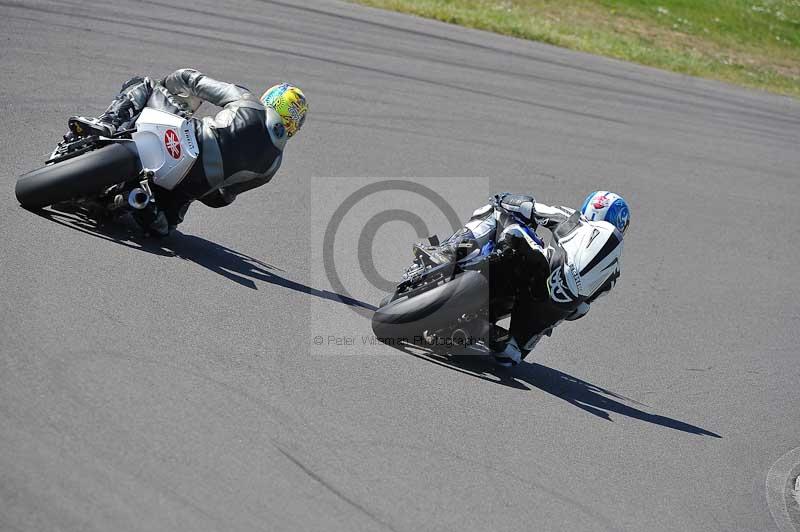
2 1 800 531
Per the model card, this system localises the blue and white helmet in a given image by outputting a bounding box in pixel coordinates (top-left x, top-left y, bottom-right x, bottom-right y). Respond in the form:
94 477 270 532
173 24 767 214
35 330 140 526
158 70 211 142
580 191 630 235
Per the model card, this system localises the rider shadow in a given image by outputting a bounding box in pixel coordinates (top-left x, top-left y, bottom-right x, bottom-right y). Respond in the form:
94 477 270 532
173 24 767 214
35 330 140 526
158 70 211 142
392 343 722 438
32 205 376 311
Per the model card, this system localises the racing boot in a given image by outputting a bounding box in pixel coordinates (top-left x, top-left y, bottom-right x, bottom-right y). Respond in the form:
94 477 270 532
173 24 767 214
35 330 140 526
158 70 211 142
67 116 115 138
132 203 170 238
413 241 457 266
66 90 138 140
413 234 478 266
493 336 522 367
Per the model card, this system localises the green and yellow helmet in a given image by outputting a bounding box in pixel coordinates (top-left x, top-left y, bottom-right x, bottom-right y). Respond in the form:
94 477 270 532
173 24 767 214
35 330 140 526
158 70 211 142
261 83 308 138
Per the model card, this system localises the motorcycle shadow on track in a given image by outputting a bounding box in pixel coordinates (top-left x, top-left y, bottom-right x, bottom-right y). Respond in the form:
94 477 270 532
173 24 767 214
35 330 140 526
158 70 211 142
391 343 722 438
33 205 376 311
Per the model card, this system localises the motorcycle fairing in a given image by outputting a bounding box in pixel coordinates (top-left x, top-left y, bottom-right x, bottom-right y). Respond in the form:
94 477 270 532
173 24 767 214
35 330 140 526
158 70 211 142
133 108 199 191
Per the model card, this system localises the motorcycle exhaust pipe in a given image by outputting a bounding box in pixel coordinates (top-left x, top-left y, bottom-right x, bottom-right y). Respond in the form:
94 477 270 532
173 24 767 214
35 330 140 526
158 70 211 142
127 188 150 210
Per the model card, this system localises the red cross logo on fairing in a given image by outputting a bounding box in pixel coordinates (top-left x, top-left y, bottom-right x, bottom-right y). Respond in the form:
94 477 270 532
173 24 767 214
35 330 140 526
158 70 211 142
164 129 181 159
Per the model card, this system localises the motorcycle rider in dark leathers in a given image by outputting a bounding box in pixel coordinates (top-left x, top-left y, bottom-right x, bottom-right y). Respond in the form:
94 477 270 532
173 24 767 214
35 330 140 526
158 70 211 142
413 191 629 366
67 69 308 236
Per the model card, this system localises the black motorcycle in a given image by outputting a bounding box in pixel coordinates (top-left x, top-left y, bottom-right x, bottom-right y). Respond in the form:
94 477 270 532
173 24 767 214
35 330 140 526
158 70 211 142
371 198 545 359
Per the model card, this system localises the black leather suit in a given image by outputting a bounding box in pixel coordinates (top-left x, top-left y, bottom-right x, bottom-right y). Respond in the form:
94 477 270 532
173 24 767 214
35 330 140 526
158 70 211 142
98 69 287 228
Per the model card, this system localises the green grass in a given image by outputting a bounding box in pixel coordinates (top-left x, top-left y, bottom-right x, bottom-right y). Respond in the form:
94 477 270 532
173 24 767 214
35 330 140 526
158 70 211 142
352 0 800 97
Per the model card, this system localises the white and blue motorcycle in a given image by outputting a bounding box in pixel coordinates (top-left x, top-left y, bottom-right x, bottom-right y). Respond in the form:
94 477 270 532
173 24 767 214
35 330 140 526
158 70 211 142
372 196 622 361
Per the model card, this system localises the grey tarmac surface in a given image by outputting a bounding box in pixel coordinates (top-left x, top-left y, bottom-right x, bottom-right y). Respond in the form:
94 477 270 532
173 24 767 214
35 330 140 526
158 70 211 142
1 1 800 531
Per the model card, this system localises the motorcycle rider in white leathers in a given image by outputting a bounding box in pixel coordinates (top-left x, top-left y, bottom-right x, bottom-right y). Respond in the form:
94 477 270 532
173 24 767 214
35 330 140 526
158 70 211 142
414 191 630 366
66 69 308 236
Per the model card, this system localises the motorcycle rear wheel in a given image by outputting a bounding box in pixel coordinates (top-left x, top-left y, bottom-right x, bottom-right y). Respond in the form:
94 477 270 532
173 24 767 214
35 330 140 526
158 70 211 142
15 143 140 210
371 270 489 345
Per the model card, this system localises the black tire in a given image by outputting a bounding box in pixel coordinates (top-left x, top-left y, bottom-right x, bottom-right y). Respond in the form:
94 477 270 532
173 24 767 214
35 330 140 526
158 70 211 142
371 270 490 345
378 293 395 308
15 143 140 210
